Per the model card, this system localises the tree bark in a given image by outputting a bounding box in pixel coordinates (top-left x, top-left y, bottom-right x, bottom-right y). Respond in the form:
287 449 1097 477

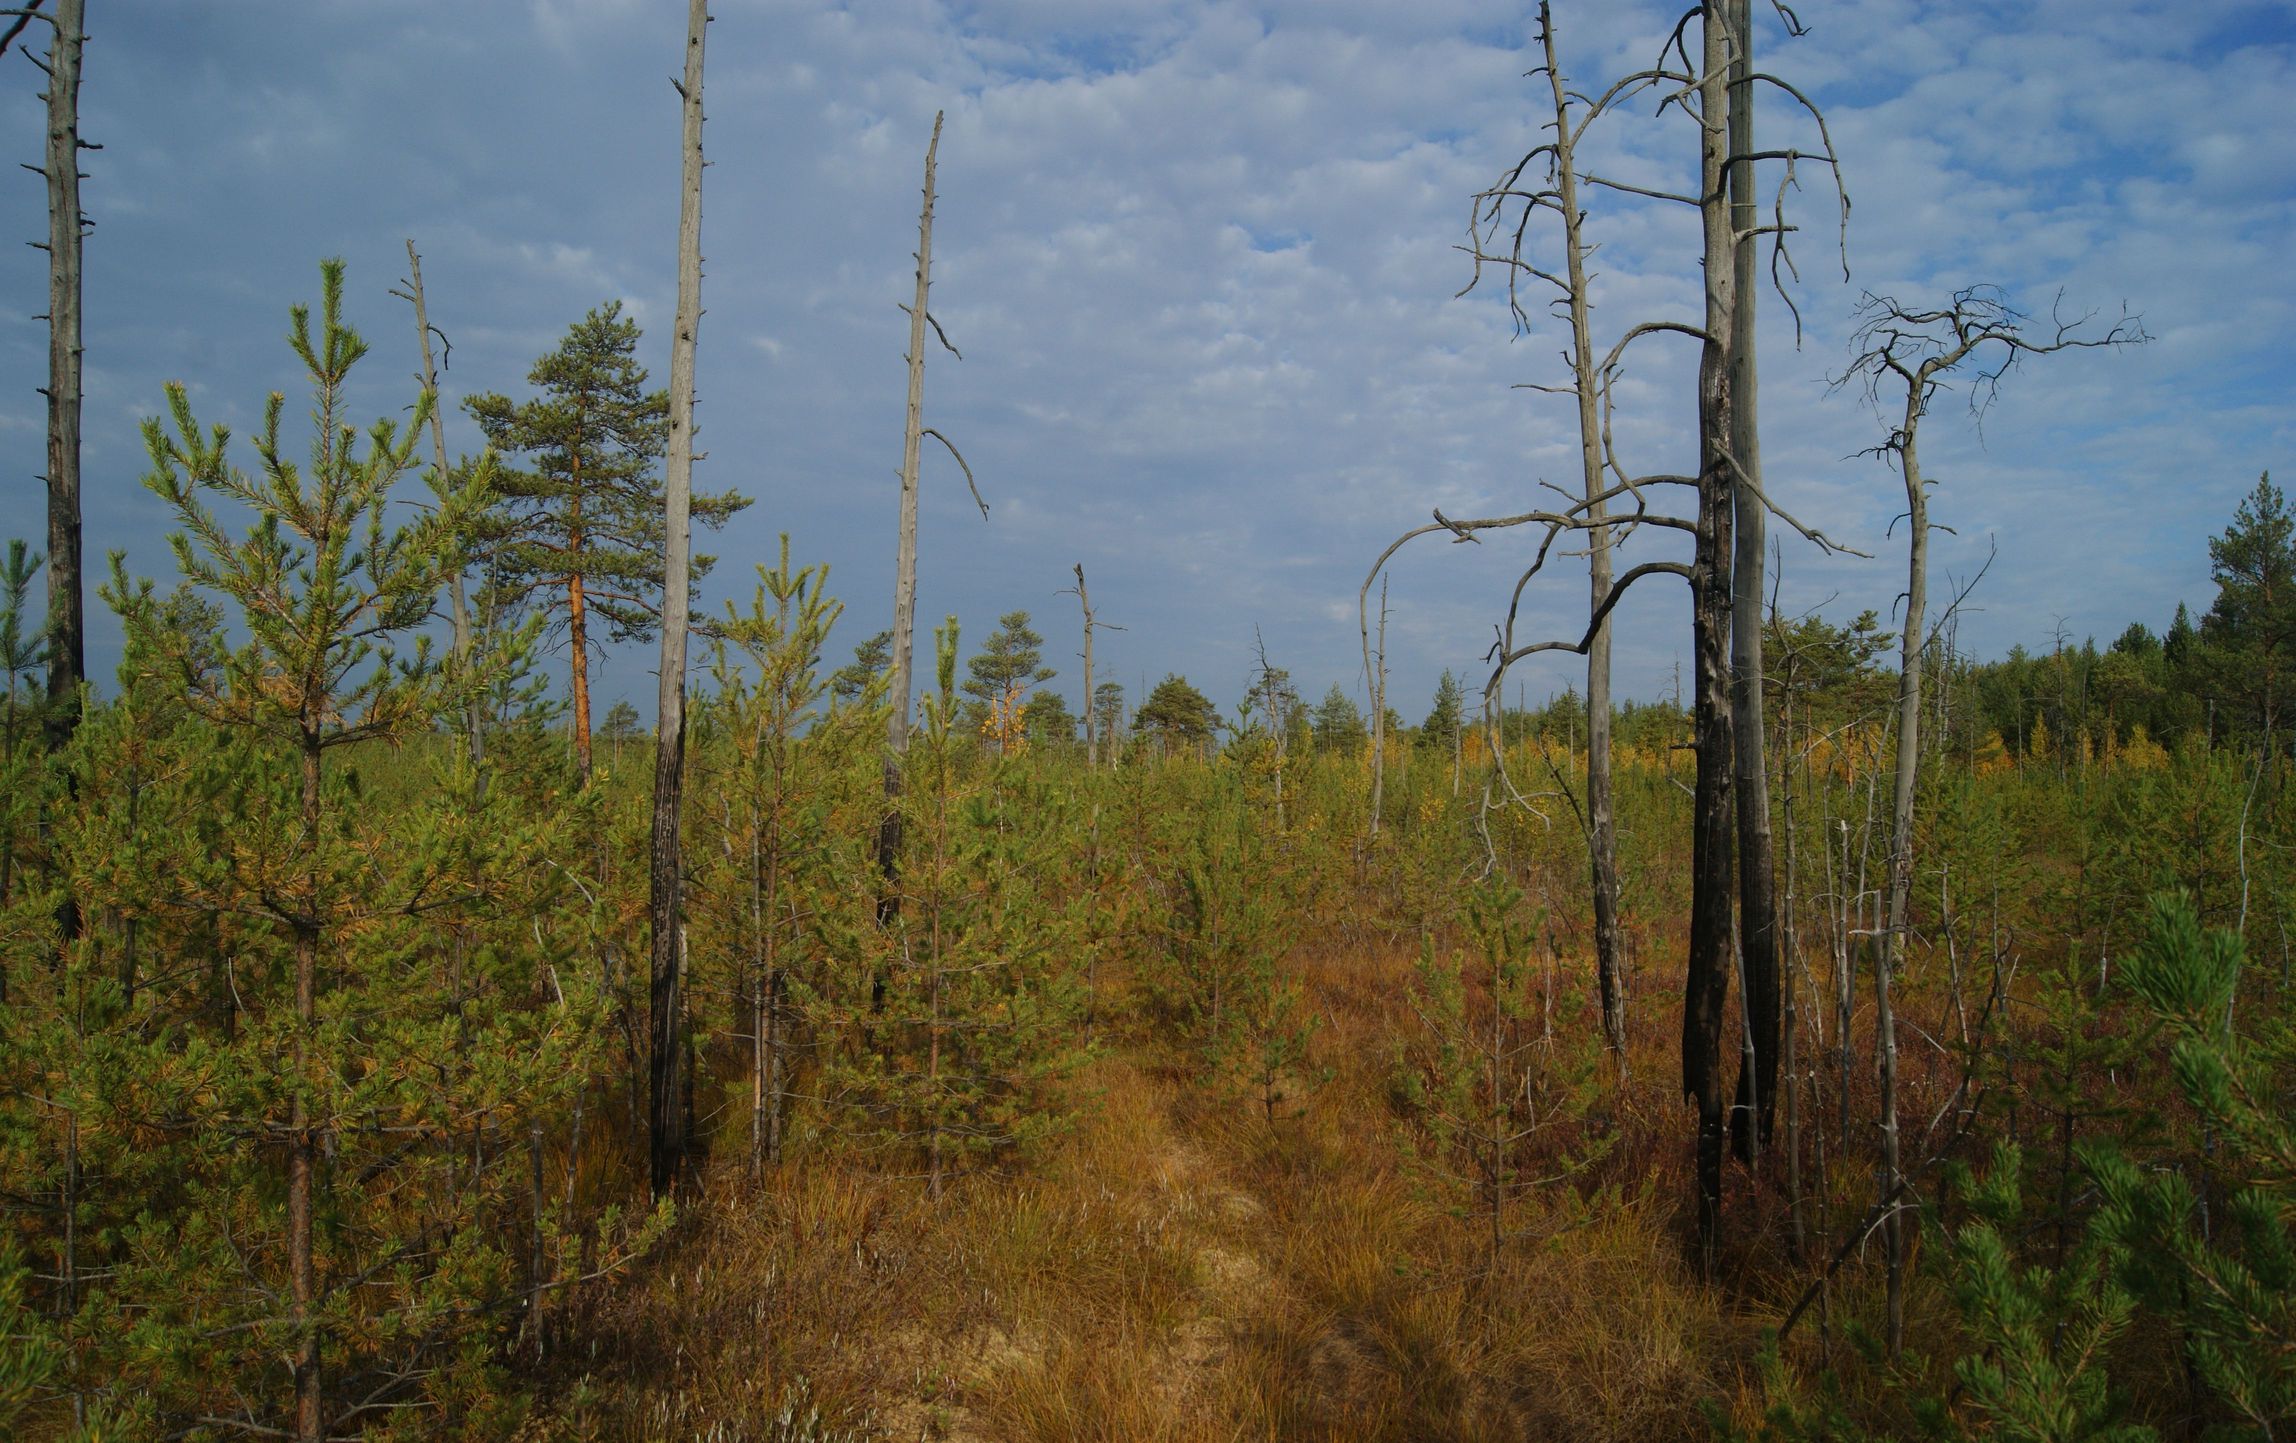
878 111 943 920
40 0 85 748
649 0 708 1204
1537 2 1628 1079
1726 0 1781 1167
1369 576 1389 838
1074 563 1095 766
1879 417 1923 1358
1682 0 1740 1277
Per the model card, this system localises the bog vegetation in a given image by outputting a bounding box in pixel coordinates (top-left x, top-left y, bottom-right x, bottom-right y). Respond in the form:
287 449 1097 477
1 2 2290 1442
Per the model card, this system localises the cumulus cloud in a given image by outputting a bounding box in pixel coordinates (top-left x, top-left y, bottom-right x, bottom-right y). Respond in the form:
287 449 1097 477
0 0 2283 717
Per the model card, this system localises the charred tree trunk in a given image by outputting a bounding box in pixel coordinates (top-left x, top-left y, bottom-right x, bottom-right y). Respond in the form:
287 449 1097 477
1726 0 1781 1166
648 0 708 1203
1682 0 1740 1276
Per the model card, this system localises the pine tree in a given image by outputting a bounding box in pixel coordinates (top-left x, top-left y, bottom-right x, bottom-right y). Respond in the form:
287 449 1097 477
1092 681 1126 758
1135 674 1219 757
827 618 1088 1195
466 302 750 781
1310 683 1366 755
693 537 873 1170
105 261 627 1438
2198 474 2296 751
961 610 1054 720
831 628 894 706
2087 894 2296 1438
1421 668 1466 750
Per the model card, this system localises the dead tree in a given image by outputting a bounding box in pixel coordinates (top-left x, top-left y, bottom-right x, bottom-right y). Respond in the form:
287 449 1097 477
1836 284 2143 1353
649 0 708 1203
1378 0 1848 1271
1063 563 1121 767
2 0 89 747
1368 575 1389 837
877 109 982 922
1725 0 1779 1164
393 240 484 771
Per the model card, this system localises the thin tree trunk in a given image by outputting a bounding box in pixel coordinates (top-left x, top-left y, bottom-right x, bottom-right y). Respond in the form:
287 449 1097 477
1370 576 1389 837
1878 421 1924 1358
1074 563 1095 767
1537 2 1627 1078
648 0 708 1204
1782 680 1806 1260
1727 0 1780 1166
1683 0 1740 1276
40 0 85 748
401 239 483 774
879 111 943 920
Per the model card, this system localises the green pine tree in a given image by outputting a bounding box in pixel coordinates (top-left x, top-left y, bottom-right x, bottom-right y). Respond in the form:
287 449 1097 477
466 301 751 781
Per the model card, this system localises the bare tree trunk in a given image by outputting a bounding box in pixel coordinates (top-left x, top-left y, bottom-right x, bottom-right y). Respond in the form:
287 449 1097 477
1726 0 1780 1167
1074 563 1095 766
40 0 85 748
1878 422 1923 1358
400 239 483 775
1369 576 1389 838
648 0 708 1204
1537 3 1628 1078
879 111 943 919
1782 677 1806 1260
1682 0 1740 1276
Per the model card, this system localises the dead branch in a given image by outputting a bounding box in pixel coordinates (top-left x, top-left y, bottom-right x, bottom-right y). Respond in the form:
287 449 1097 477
919 427 987 519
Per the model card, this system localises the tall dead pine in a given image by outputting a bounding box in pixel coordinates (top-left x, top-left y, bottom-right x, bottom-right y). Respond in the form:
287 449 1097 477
19 0 88 747
649 0 709 1203
1838 285 2143 1353
1680 0 1741 1275
1725 0 1782 1165
394 240 484 770
878 110 980 920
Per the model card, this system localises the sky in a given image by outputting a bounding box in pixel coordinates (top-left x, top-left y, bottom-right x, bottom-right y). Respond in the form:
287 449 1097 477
0 0 2290 725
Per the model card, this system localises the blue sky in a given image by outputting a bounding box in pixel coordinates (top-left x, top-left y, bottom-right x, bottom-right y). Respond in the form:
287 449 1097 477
1 0 2289 723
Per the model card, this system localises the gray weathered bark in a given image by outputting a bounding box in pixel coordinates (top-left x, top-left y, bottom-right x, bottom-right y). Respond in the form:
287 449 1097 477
1726 0 1781 1167
39 0 85 747
1368 576 1388 838
1535 2 1628 1078
878 111 944 918
1075 566 1094 764
1840 284 2144 1349
649 0 708 1203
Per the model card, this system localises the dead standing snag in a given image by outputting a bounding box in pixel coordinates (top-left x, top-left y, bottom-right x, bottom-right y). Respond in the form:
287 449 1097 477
1835 283 2144 1354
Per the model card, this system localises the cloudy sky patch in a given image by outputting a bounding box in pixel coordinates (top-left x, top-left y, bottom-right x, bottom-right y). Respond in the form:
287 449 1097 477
0 0 2286 723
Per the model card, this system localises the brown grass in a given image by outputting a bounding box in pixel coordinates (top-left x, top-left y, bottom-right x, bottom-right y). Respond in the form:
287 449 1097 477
532 917 2034 1442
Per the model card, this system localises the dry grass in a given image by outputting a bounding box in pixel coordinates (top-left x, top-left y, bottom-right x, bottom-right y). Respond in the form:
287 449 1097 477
534 920 2013 1443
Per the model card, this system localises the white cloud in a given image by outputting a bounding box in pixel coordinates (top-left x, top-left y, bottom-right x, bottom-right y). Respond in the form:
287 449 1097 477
0 0 2283 716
